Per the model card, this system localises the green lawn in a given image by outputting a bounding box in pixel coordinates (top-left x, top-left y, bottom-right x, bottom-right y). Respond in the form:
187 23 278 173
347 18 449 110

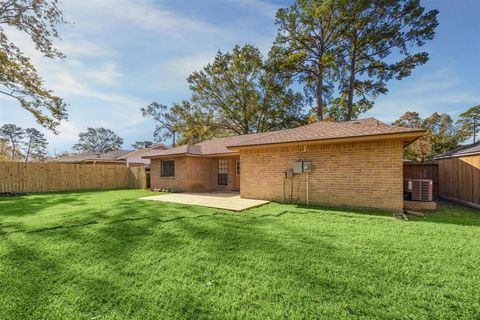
1 189 479 319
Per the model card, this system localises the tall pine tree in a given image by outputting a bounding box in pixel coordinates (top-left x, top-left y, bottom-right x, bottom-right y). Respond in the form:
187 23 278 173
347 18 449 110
24 128 48 161
457 105 480 143
338 0 438 120
0 124 24 159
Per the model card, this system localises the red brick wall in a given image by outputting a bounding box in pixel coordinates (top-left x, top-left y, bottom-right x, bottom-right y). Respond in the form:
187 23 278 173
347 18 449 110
240 140 404 211
150 156 239 192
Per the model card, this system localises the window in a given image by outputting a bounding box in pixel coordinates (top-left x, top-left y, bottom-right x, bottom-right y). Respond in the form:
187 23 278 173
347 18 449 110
161 160 175 177
218 159 228 185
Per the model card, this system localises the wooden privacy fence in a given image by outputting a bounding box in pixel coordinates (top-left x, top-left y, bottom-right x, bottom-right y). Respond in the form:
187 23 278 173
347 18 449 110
403 162 439 196
437 156 480 207
0 162 146 193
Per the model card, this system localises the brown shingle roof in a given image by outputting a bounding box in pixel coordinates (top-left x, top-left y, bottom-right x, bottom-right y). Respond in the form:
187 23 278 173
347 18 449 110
53 150 132 163
151 143 170 150
229 118 424 148
96 150 132 160
143 118 424 158
52 152 97 162
117 144 169 160
433 142 480 160
144 144 201 157
143 132 273 158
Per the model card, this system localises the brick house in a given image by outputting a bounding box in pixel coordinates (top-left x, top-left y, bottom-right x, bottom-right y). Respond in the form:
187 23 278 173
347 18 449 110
143 118 424 211
53 144 169 167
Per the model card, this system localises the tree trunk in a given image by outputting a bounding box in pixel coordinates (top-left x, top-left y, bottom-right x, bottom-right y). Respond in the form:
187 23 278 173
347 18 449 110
10 134 16 159
242 100 250 134
172 131 176 147
316 64 324 122
25 136 32 162
474 118 477 143
347 37 357 121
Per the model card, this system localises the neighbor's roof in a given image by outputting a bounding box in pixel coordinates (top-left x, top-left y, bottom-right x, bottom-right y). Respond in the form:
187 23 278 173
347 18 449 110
433 142 480 160
143 118 424 158
96 149 132 160
52 152 97 162
151 143 170 150
117 144 170 160
53 149 132 163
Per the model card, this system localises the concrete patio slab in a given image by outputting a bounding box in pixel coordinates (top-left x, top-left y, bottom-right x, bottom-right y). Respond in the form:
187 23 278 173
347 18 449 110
139 192 270 211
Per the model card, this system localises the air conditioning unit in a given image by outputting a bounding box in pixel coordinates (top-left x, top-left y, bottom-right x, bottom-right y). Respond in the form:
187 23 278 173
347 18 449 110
405 179 433 202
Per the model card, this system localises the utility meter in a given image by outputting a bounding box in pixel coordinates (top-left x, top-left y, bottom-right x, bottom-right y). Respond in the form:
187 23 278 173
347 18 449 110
293 161 303 173
303 161 312 173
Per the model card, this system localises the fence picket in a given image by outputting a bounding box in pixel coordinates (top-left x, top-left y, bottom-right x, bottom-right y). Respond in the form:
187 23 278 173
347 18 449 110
0 162 146 193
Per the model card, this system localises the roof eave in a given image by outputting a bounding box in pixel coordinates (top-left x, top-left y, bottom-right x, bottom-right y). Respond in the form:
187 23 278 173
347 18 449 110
142 151 239 159
83 159 126 163
203 152 239 157
401 131 425 148
52 160 79 163
142 152 202 159
227 131 426 150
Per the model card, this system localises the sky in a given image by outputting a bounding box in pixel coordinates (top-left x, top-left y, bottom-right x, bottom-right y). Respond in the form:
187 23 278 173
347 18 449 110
0 0 479 154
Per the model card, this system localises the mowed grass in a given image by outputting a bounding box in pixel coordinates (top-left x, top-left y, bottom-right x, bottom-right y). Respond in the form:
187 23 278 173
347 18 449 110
0 190 479 319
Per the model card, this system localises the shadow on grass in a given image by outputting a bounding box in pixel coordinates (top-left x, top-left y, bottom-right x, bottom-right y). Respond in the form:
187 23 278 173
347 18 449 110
292 203 393 217
407 200 480 227
1 238 65 318
1 190 479 319
0 193 90 234
3 189 479 235
276 201 480 228
0 194 87 216
14 208 293 318
0 188 137 218
0 190 152 234
0 235 148 319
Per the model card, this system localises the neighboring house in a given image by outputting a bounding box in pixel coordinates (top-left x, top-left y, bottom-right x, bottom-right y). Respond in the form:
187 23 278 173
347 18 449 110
118 144 170 189
144 118 425 211
119 144 170 168
53 144 169 169
53 150 133 166
434 142 480 208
